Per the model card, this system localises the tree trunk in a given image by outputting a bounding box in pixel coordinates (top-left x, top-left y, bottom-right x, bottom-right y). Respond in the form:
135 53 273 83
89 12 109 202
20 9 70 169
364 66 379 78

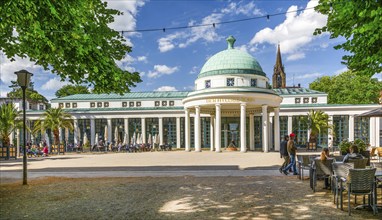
53 129 60 145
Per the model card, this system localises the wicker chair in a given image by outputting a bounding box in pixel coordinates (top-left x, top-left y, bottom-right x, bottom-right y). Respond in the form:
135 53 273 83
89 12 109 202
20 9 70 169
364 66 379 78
332 162 354 210
377 147 382 162
346 168 377 216
311 158 334 192
348 158 368 169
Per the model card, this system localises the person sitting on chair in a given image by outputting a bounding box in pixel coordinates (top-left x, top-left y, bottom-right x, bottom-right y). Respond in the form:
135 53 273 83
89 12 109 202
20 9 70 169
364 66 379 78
342 145 364 162
318 148 332 189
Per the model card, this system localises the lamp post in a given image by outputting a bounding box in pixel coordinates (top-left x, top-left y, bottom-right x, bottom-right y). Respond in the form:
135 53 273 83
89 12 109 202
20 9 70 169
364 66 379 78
14 69 33 185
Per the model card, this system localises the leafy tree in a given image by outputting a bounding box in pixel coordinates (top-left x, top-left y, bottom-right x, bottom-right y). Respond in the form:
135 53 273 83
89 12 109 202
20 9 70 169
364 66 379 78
55 85 90 98
0 103 21 146
7 81 48 104
314 0 382 77
303 110 332 145
33 108 73 145
1 0 141 94
310 71 382 104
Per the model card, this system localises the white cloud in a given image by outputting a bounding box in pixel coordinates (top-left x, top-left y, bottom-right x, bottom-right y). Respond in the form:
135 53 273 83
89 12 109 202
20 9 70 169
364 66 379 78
155 86 178 92
0 91 8 97
320 42 329 48
41 78 70 91
334 67 348 75
286 52 306 61
137 56 147 62
250 0 327 55
189 66 199 75
221 1 263 16
295 72 323 80
148 65 179 78
158 32 186 52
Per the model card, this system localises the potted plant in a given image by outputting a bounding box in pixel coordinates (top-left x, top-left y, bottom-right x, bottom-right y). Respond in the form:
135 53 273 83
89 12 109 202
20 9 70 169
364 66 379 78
339 140 352 155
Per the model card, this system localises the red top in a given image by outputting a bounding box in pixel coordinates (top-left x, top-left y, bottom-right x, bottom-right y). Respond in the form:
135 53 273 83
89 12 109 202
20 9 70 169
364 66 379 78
43 147 48 154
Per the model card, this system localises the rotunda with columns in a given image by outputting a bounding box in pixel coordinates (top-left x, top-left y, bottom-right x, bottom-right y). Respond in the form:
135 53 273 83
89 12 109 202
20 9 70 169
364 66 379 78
182 36 282 153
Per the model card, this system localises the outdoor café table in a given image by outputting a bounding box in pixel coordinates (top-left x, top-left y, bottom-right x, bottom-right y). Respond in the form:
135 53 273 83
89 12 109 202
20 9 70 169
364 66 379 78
375 171 382 212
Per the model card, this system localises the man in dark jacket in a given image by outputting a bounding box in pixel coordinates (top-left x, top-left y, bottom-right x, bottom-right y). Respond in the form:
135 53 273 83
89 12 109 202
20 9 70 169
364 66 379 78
279 135 289 173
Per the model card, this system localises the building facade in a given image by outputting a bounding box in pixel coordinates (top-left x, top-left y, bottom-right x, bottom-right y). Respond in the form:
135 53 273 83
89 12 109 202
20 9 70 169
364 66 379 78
14 36 381 151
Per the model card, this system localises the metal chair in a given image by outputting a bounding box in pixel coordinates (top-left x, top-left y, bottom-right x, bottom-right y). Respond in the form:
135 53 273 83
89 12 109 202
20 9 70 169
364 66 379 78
311 158 334 192
332 162 354 210
298 155 314 181
376 147 382 162
347 168 377 216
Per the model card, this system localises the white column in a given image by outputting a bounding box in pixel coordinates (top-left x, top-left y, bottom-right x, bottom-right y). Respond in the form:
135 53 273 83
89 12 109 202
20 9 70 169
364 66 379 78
328 115 334 149
194 106 201 152
274 108 280 152
210 115 214 151
59 128 63 144
185 109 191 151
159 117 163 145
376 117 380 147
124 118 129 145
349 115 354 142
176 117 181 148
90 118 95 146
141 118 146 144
262 105 268 153
215 104 221 152
74 119 78 145
370 117 376 147
249 113 254 151
240 104 247 152
268 116 272 150
287 116 292 136
107 118 112 144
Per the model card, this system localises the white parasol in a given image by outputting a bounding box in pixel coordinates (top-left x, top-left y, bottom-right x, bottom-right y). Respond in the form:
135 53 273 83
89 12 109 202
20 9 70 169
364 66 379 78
148 133 152 146
136 133 141 145
104 125 108 144
95 133 99 146
114 126 119 144
83 132 88 146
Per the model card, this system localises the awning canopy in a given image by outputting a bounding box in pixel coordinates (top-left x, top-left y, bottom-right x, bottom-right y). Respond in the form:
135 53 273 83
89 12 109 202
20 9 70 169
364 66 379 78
356 107 382 117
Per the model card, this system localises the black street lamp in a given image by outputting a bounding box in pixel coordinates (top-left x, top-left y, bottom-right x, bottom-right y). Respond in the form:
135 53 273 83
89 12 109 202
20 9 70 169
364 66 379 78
14 69 33 185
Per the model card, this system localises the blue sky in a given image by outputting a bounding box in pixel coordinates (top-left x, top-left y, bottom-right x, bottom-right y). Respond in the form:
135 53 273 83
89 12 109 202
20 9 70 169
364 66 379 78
1 0 374 101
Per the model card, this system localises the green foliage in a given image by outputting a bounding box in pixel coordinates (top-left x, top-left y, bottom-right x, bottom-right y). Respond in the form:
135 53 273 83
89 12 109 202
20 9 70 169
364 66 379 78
7 81 48 104
303 110 332 143
55 85 90 98
0 103 21 146
314 0 382 77
339 139 367 155
34 108 73 145
309 71 382 104
0 0 141 94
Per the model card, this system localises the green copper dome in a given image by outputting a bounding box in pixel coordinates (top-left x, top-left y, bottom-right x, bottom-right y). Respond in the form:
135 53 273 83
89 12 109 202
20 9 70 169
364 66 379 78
198 36 266 78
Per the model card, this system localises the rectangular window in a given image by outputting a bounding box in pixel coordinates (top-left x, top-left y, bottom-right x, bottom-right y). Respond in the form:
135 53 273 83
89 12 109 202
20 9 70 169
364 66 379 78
155 101 160 107
97 102 102 107
136 101 141 107
312 97 317 103
303 98 309 104
251 79 257 87
104 102 109 107
39 104 44 110
169 101 174 106
65 103 71 108
122 102 127 107
72 103 77 108
59 103 64 108
162 101 167 106
129 102 134 107
205 80 211 88
227 78 234 86
295 98 301 104
90 102 95 108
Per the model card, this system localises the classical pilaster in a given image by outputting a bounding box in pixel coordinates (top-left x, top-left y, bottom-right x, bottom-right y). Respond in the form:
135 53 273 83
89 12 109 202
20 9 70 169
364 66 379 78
249 113 254 151
74 119 78 145
262 105 268 153
210 115 214 151
240 104 247 152
176 117 181 148
141 118 146 144
124 118 129 145
349 115 354 142
215 104 221 152
274 108 280 151
90 118 95 146
194 106 201 152
185 109 191 151
159 117 163 145
370 117 376 147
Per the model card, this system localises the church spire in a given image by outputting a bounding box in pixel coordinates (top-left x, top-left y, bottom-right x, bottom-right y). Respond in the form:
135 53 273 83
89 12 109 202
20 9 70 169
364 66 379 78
272 44 286 88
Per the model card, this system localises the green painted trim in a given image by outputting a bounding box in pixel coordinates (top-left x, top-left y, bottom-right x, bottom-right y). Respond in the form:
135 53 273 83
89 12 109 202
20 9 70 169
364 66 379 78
197 69 266 79
281 104 380 108
187 88 278 98
61 106 184 112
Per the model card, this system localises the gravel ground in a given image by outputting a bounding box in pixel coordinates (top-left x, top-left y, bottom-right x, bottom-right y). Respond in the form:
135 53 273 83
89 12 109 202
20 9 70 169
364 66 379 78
1 175 380 220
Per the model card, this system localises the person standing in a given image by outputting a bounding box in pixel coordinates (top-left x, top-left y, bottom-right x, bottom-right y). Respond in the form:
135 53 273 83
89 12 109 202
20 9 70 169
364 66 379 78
282 133 299 175
279 135 290 173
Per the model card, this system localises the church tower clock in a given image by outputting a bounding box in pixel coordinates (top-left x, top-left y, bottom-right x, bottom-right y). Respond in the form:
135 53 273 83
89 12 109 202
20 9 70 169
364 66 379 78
272 44 286 88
